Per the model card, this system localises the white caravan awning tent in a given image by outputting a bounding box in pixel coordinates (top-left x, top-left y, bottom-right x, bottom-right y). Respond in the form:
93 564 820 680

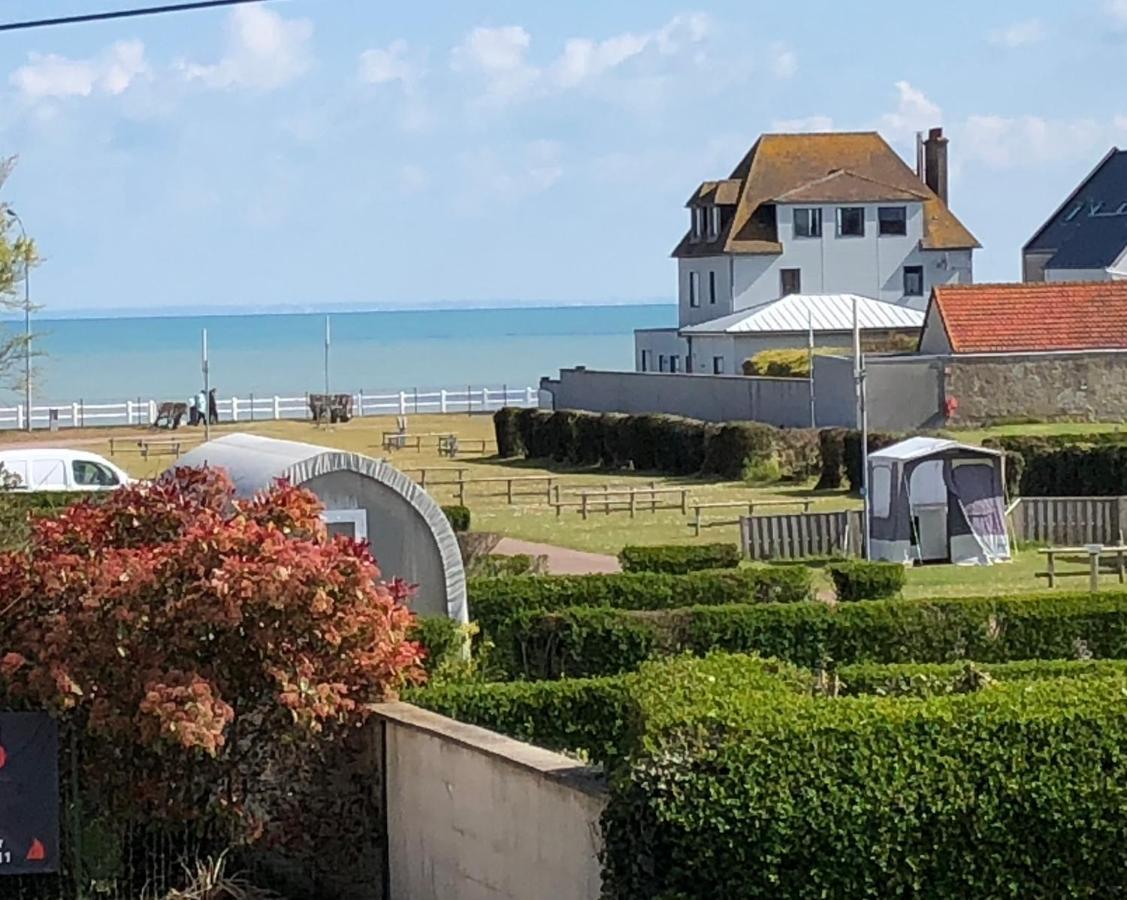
867 436 1011 566
172 433 467 623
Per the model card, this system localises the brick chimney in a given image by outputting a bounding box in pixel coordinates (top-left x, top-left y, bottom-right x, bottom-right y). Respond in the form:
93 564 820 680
923 127 949 204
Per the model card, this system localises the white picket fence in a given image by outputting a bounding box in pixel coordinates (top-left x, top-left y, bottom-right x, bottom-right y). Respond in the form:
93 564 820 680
0 384 540 430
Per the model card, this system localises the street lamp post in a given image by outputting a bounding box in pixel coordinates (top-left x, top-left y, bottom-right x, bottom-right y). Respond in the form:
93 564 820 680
5 208 31 431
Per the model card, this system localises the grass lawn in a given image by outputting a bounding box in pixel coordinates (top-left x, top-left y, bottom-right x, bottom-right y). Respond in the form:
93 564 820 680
7 415 1127 596
0 415 855 554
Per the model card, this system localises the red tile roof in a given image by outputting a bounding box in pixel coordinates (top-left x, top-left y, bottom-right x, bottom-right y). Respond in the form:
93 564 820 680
931 281 1127 353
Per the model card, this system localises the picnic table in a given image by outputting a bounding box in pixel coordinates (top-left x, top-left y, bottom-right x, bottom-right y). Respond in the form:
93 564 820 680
110 437 187 459
1038 544 1127 590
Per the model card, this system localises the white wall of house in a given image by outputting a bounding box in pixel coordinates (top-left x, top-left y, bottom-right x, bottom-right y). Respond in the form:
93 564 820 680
635 328 690 373
918 304 952 354
1045 267 1114 282
677 256 734 325
672 204 973 324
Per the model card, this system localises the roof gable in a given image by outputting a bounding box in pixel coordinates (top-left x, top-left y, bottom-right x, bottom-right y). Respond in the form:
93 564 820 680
931 281 1127 353
680 293 924 335
1025 149 1127 267
674 131 979 258
773 169 929 203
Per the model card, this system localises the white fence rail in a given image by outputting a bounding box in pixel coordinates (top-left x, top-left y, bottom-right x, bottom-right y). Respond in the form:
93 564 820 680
0 385 540 431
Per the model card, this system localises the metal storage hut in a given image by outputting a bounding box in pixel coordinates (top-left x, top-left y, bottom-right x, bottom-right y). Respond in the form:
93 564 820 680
867 436 1010 566
173 433 467 622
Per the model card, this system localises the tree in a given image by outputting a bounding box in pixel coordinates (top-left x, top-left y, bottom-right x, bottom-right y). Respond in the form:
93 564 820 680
0 156 41 392
0 467 425 841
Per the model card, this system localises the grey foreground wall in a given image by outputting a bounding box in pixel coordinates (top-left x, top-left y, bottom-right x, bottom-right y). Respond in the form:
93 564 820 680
540 368 815 425
378 703 607 900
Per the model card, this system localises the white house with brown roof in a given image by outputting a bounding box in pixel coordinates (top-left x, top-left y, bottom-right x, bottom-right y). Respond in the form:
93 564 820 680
637 127 980 374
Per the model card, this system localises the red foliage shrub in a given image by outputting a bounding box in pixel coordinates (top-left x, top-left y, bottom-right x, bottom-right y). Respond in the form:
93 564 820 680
0 467 424 834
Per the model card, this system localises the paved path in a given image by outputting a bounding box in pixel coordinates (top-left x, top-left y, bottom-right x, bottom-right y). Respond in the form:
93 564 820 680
492 538 621 575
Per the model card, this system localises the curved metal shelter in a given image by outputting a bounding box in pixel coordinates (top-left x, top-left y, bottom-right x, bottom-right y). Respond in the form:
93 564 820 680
172 433 467 623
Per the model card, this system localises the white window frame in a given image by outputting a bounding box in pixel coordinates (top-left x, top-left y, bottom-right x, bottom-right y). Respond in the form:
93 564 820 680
689 271 701 307
712 356 725 375
321 509 369 540
692 207 705 240
793 208 822 238
709 206 721 239
903 265 924 297
877 206 907 237
669 356 681 373
640 349 652 372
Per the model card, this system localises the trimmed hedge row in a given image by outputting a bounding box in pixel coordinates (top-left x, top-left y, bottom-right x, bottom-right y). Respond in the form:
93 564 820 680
493 408 820 482
602 677 1127 898
985 437 1127 497
617 543 740 574
828 560 905 601
468 567 814 639
501 590 1127 679
836 658 1127 697
815 428 903 490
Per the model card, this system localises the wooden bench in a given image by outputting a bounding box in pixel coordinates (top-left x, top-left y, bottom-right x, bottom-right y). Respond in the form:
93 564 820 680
109 437 187 459
381 431 456 452
1037 544 1127 590
690 499 814 536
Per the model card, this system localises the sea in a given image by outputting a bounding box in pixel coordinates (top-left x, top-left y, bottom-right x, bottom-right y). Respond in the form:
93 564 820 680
0 304 676 406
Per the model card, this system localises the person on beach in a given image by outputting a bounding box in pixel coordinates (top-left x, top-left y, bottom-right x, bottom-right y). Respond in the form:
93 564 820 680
208 388 219 425
187 394 199 426
196 390 207 426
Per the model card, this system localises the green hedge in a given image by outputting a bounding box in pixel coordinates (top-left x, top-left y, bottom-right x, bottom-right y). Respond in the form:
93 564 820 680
0 490 93 550
494 408 819 482
837 658 1127 697
469 567 813 639
827 560 906 601
983 436 1127 496
601 677 1127 898
843 429 903 489
408 616 467 675
503 590 1127 679
617 543 740 574
441 505 471 532
411 676 632 764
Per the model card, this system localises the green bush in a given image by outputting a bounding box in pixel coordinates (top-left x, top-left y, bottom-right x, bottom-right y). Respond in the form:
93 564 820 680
827 560 906 601
409 616 467 675
411 675 632 764
0 489 95 550
469 567 813 639
837 658 1127 697
617 544 740 574
492 407 525 458
601 678 1127 899
503 590 1127 679
843 429 903 489
815 428 847 490
467 553 545 578
701 422 777 480
441 505 471 532
983 436 1127 496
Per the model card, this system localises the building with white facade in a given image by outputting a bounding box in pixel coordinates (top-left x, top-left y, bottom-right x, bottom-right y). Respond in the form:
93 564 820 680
1023 148 1127 283
637 127 979 375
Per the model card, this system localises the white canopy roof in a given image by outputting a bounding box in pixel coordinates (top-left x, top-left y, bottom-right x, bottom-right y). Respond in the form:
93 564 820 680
679 293 924 335
869 436 1002 463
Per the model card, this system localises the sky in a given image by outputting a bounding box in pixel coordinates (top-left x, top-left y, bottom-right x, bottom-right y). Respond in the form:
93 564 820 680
0 0 1126 314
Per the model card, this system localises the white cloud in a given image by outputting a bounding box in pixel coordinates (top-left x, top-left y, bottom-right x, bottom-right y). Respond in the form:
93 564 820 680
771 115 835 133
10 40 148 100
768 43 797 79
452 15 712 108
880 80 942 141
1109 0 1127 27
451 25 538 106
989 19 1045 47
179 5 312 91
456 139 563 211
359 39 425 88
957 115 1127 168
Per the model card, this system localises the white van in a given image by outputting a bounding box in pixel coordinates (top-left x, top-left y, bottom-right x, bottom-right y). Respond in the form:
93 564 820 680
0 448 132 492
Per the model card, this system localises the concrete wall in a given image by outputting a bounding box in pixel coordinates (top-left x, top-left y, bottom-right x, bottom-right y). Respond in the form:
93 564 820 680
813 354 944 432
378 703 607 900
917 303 951 354
541 368 817 426
945 351 1127 424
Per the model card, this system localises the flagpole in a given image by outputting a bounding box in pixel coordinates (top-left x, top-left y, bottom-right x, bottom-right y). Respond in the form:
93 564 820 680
202 328 210 442
853 297 870 560
807 308 816 428
324 315 331 397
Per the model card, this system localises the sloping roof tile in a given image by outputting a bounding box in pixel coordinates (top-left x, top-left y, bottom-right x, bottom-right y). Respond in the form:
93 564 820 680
931 281 1127 353
675 131 979 258
773 169 928 203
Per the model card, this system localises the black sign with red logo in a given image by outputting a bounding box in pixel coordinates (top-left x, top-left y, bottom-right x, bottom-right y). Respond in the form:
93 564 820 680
0 713 59 875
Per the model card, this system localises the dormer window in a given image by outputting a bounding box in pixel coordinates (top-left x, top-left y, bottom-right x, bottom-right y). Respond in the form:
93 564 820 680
692 207 706 241
708 206 721 239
